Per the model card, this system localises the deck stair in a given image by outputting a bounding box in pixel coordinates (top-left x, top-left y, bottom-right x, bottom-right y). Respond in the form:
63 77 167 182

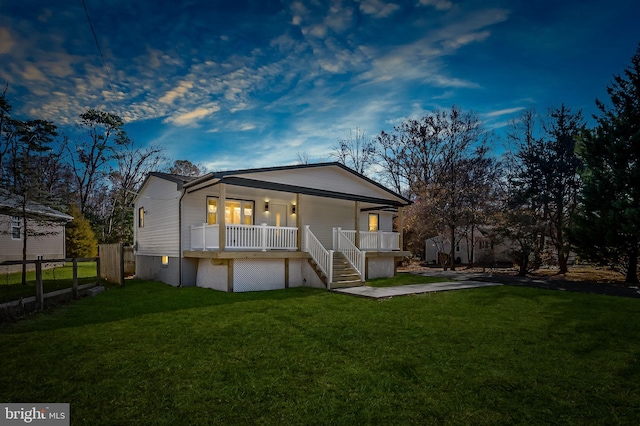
329 252 364 288
308 252 364 288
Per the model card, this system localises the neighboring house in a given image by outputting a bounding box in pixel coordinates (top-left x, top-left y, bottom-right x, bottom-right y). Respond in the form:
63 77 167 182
425 227 576 267
425 227 514 266
134 162 411 292
0 189 73 271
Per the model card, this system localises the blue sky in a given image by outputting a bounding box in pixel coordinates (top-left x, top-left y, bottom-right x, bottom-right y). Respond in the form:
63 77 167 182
1 0 639 171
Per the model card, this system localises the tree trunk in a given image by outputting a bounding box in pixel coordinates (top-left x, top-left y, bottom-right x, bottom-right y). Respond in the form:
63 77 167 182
469 224 475 268
21 211 27 285
449 224 456 271
625 241 639 284
558 250 569 274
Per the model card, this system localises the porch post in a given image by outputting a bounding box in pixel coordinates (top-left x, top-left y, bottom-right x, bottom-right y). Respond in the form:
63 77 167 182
398 206 404 250
219 183 226 251
354 201 360 249
296 193 302 251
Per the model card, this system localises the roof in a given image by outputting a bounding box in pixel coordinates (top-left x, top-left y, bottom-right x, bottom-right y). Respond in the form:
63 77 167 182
0 189 73 221
182 162 411 207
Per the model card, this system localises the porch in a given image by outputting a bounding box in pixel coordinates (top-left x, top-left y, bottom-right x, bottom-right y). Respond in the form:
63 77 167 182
189 223 401 252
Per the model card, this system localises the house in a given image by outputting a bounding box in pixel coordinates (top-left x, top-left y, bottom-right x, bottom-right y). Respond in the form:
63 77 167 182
134 162 411 292
425 227 514 266
0 189 73 272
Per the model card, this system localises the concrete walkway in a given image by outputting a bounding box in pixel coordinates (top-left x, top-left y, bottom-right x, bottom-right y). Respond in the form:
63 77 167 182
332 281 502 299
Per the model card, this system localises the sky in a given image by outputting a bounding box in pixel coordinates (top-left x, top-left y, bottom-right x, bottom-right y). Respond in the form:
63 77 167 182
1 0 639 171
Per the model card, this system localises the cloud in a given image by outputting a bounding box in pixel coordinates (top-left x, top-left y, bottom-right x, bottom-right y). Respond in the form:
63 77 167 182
418 0 453 11
21 64 47 81
163 105 221 126
159 80 194 104
0 27 15 54
484 107 526 118
358 0 400 18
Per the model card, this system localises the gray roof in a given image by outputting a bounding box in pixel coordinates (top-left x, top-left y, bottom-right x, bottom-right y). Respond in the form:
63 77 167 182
0 189 73 221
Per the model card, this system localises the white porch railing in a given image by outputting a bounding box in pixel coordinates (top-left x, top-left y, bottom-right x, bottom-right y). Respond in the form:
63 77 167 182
190 223 297 251
333 228 365 280
359 231 401 251
303 226 333 288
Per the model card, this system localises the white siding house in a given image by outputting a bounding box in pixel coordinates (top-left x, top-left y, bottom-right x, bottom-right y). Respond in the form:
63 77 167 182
0 190 73 272
134 163 411 292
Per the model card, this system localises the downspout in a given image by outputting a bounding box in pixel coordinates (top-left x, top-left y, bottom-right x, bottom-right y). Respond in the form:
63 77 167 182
178 186 187 287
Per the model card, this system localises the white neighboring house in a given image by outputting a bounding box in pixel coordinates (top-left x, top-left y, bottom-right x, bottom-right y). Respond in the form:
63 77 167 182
134 162 411 292
425 227 515 266
0 189 73 272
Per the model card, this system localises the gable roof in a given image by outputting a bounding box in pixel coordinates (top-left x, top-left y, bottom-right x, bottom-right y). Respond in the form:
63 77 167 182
0 189 73 222
183 162 411 207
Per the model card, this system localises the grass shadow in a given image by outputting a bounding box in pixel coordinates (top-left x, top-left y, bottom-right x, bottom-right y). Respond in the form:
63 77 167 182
1 279 328 333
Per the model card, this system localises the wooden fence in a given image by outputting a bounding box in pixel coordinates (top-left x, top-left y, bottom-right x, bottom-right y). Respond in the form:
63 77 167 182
98 244 134 285
0 257 100 318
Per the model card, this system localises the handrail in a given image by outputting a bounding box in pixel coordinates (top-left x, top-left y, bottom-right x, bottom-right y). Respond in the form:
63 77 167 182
303 226 333 288
334 227 365 280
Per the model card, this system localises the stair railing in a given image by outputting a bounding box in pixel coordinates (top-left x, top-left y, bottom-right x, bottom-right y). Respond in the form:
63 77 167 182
303 226 333 288
333 227 365 281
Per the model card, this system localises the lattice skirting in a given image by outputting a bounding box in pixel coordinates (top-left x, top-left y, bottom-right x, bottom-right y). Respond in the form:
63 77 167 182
233 259 285 292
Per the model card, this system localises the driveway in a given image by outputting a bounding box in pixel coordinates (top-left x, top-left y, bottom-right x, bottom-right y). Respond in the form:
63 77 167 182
411 269 640 298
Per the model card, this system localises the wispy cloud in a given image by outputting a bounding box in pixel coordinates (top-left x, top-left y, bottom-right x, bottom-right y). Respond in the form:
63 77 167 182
484 107 526 118
164 105 221 126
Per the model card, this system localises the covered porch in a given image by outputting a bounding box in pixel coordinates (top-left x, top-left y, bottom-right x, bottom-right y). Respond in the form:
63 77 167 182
188 223 401 252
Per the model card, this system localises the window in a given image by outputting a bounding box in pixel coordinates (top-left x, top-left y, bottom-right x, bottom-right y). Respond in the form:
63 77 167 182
138 207 144 228
11 216 21 240
368 213 379 232
161 255 169 266
207 198 254 225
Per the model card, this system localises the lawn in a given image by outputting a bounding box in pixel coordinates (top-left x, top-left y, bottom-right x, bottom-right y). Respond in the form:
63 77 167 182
1 280 639 425
0 262 98 303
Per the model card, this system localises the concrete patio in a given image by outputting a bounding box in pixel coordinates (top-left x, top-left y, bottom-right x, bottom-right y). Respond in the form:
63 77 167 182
332 281 502 299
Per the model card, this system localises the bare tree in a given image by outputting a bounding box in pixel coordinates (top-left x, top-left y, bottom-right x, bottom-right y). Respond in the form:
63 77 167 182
168 159 206 177
67 109 130 216
374 106 494 270
108 144 166 243
331 127 376 175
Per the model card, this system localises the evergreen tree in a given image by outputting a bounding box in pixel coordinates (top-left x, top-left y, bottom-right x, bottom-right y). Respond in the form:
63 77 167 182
572 44 640 283
66 205 98 258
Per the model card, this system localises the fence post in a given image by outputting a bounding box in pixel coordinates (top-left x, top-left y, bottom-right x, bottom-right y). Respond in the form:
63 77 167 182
261 223 267 252
72 258 78 298
96 256 101 286
303 226 310 252
327 250 334 289
35 260 43 311
119 243 125 286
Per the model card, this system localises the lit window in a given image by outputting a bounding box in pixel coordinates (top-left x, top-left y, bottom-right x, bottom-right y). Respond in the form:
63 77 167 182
368 213 379 232
207 198 218 224
161 256 169 266
207 198 254 225
138 207 144 228
11 216 21 240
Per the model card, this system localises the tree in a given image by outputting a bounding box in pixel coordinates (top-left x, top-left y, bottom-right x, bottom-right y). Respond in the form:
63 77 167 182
374 106 495 269
65 205 98 257
330 128 376 175
67 109 130 216
108 144 165 244
572 44 640 283
506 105 584 273
1 93 61 284
168 159 206 177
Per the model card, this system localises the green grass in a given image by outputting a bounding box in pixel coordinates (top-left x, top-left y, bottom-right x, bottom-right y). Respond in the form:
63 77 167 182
1 280 640 425
0 262 98 303
366 272 450 287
